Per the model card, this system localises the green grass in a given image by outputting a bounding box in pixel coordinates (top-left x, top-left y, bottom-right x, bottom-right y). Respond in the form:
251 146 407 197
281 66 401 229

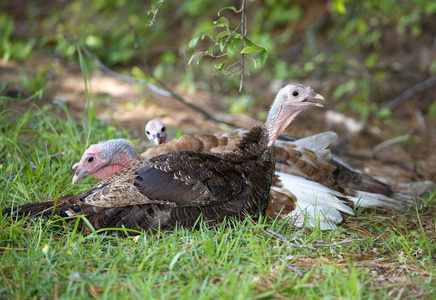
0 102 435 299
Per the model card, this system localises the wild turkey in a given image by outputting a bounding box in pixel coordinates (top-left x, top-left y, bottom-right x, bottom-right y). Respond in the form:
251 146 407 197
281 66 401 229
139 121 415 229
145 119 168 145
3 83 326 234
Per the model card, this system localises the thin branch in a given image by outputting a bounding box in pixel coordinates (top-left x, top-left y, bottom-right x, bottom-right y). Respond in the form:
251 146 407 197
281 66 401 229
266 229 364 249
308 238 365 248
239 0 246 92
76 40 238 128
47 152 66 159
280 251 306 276
148 0 167 26
333 150 419 172
382 75 436 111
0 240 29 249
414 109 427 131
266 229 317 250
370 133 411 158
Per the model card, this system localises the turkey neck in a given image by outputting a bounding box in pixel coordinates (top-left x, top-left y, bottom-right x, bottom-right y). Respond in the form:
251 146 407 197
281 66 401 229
265 89 297 147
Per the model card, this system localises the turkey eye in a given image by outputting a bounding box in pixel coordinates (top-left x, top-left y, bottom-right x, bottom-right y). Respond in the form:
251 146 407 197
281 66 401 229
292 91 299 97
146 131 150 135
87 156 94 163
162 127 165 132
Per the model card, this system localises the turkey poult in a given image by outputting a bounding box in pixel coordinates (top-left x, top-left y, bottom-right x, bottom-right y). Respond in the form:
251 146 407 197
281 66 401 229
3 83 325 234
145 119 168 146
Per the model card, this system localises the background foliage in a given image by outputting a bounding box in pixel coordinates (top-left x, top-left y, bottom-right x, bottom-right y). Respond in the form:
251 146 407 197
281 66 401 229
1 0 435 121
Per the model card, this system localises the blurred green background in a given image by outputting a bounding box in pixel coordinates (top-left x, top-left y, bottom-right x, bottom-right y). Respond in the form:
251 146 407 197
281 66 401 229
1 0 435 122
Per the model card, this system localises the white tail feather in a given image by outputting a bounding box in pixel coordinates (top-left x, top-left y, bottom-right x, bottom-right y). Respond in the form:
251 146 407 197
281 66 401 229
275 172 354 215
273 171 414 230
274 172 354 230
291 131 338 152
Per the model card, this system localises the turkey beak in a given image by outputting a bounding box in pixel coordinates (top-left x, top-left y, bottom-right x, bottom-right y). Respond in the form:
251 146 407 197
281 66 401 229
152 134 161 146
303 92 325 107
72 167 88 184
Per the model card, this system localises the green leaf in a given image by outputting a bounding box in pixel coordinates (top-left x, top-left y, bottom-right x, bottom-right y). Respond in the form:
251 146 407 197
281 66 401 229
429 58 436 75
216 17 229 28
203 24 219 39
131 66 155 84
241 45 263 54
207 43 218 55
215 30 230 41
218 6 237 16
424 2 436 15
219 39 227 52
188 52 206 65
214 62 225 71
333 0 347 14
188 36 200 52
365 53 378 68
243 37 254 47
85 35 103 48
227 38 241 59
131 66 146 80
260 49 268 65
376 107 391 119
429 102 436 119
332 80 356 100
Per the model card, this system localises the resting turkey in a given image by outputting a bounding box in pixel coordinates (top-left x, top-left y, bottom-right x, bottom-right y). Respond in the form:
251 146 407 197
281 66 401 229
139 119 415 229
3 83 325 234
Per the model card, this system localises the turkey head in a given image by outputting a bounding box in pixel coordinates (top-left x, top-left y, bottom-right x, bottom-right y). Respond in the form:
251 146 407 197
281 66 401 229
145 119 168 146
72 139 137 184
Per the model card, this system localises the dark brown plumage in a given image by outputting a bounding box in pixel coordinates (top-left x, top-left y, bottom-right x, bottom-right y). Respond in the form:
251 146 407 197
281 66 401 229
3 83 325 234
5 128 274 234
144 124 406 201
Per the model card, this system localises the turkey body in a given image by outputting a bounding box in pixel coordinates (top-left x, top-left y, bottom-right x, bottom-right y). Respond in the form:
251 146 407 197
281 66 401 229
142 125 415 229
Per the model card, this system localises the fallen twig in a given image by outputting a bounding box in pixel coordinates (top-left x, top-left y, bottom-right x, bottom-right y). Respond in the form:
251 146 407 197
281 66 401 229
414 109 427 131
0 240 29 249
266 228 364 249
47 152 65 159
370 133 411 158
307 238 365 248
381 75 436 111
266 229 317 250
76 40 238 128
333 150 418 173
280 250 307 276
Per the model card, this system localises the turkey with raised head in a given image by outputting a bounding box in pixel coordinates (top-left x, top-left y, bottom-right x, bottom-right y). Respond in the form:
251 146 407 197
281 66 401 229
140 121 415 229
3 83 325 234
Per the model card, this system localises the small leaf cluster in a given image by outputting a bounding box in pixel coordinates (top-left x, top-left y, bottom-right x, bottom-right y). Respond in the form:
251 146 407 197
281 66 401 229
188 6 268 76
